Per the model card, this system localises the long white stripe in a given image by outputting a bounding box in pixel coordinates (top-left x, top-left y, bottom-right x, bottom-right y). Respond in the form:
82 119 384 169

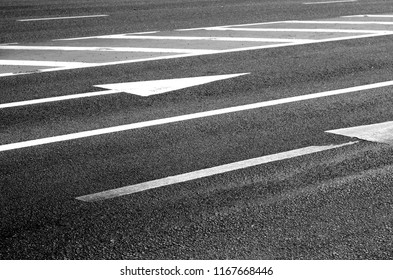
18 15 109 22
206 27 383 34
100 34 316 43
0 90 118 109
0 45 214 54
1 80 393 152
292 20 393 25
343 15 393 18
176 20 289 31
303 0 357 4
0 60 89 67
53 31 159 41
76 141 358 201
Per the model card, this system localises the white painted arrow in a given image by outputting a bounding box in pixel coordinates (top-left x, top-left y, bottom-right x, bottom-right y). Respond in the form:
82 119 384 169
0 73 249 109
94 73 249 96
327 121 393 145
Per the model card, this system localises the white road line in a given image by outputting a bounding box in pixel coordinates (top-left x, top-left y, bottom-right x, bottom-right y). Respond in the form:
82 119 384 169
1 79 393 152
100 34 316 43
343 15 393 18
206 27 384 34
176 20 289 31
0 60 89 67
0 90 118 109
0 45 214 54
53 31 159 41
76 141 358 201
17 15 109 22
303 0 357 4
291 20 393 25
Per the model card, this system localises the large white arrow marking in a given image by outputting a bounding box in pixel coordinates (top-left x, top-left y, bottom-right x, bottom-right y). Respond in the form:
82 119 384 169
0 73 248 109
327 121 393 145
94 73 249 96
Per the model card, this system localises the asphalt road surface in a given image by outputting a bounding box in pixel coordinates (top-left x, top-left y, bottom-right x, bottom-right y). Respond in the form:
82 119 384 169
1 0 393 259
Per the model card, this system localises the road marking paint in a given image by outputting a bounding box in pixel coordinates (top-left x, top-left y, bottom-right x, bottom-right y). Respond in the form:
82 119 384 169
76 141 358 201
53 31 159 41
0 60 89 67
95 73 249 96
303 0 357 4
1 30 391 78
0 45 214 54
176 20 289 31
0 53 199 77
17 15 109 22
1 79 393 152
327 121 393 145
0 74 248 108
0 90 118 109
100 34 316 43
207 27 387 34
291 20 393 25
343 15 393 18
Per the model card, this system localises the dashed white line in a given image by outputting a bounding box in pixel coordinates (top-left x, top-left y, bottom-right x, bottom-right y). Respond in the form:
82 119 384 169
17 15 109 22
1 79 393 152
76 141 358 201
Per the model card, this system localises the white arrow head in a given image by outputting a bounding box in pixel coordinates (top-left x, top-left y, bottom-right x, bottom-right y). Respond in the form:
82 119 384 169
327 121 393 145
94 73 249 96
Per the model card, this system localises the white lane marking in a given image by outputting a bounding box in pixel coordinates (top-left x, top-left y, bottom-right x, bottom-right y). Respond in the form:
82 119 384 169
0 45 214 54
343 15 393 18
100 34 316 43
291 20 393 25
327 121 393 145
95 73 249 96
303 0 357 4
17 15 109 22
207 27 387 34
53 31 159 41
176 20 289 31
1 79 393 152
0 60 90 67
0 90 118 109
76 141 358 201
